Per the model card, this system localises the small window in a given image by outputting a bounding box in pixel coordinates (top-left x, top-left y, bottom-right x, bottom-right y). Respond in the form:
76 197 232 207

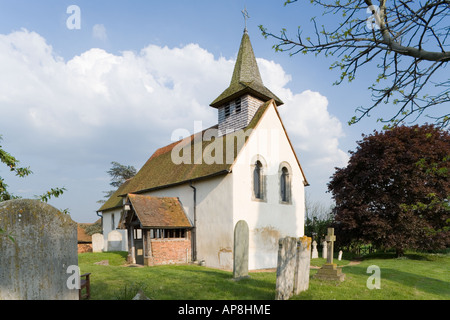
235 99 241 113
150 228 187 239
225 105 231 118
111 213 115 230
253 160 264 200
280 166 291 203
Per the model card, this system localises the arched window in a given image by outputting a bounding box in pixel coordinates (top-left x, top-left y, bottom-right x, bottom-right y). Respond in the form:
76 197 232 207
280 167 289 202
253 160 263 200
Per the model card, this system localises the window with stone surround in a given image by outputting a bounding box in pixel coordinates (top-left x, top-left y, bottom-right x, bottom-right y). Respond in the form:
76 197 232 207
279 162 292 204
252 160 265 200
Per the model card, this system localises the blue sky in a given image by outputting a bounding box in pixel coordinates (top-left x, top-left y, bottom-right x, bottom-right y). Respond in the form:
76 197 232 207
0 1 442 223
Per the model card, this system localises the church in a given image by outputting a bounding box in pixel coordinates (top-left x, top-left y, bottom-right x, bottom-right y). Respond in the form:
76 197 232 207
97 27 308 270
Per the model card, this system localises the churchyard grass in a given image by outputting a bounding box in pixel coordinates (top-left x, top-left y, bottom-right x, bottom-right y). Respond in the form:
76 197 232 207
78 251 449 300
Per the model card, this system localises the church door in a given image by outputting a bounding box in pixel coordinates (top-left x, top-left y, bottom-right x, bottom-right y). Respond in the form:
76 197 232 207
134 228 144 265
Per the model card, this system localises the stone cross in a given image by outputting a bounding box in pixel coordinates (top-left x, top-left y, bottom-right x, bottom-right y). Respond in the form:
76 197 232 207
325 228 336 264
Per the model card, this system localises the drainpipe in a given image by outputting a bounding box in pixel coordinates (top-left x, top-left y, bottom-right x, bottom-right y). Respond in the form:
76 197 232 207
189 181 197 262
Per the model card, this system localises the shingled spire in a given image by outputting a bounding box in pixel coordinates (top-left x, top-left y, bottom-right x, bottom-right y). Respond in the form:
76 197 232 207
210 31 283 109
211 30 283 136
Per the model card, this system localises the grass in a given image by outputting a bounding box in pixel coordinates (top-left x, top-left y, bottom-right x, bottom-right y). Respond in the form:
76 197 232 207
78 251 450 300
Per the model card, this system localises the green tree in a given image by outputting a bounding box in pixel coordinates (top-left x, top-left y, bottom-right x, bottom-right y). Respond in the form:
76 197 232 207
304 195 334 243
98 161 136 204
260 0 450 127
328 124 450 256
1 135 67 240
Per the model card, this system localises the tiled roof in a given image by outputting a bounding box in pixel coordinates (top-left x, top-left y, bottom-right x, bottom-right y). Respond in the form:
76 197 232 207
210 32 283 108
98 100 273 212
127 194 192 228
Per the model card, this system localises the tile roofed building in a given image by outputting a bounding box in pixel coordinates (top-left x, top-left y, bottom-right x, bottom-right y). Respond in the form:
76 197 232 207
97 27 308 270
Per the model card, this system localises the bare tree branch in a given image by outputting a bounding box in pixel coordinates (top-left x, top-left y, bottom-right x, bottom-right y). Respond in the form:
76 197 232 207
261 0 450 127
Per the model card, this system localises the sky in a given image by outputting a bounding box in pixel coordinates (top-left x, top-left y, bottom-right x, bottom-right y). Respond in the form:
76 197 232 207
0 1 445 223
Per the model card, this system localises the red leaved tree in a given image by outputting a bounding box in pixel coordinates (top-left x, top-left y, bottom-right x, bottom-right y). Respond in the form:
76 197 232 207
328 124 449 256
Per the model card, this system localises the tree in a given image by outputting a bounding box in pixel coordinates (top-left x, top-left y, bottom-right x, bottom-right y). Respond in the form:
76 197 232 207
1 135 66 240
98 161 136 204
304 194 335 242
328 124 449 256
260 0 450 127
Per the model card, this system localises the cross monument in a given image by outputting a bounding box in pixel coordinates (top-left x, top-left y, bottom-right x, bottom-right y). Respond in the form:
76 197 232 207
325 228 336 264
242 7 250 33
313 227 345 281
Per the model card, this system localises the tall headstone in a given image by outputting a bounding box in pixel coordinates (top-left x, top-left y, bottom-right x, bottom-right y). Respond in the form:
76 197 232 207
0 199 78 300
275 237 297 300
107 230 123 251
294 236 311 295
338 250 343 261
92 233 104 252
314 228 345 282
311 240 319 259
322 240 327 260
233 220 249 280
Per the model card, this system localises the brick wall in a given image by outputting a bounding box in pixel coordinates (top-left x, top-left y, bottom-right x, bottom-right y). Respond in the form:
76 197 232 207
146 238 191 266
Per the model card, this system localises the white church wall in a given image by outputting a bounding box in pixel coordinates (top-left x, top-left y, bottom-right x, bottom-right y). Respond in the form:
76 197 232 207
101 208 128 251
231 103 306 270
140 175 234 270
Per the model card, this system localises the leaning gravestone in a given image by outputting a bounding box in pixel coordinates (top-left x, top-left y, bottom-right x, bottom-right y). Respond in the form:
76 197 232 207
275 237 298 300
107 230 123 251
92 233 104 252
0 199 78 299
233 220 249 280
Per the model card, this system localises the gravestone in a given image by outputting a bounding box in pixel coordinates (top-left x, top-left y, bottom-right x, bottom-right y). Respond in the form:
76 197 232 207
275 237 297 300
322 240 327 259
107 230 123 251
314 228 345 282
92 233 104 252
233 220 249 280
311 240 318 259
294 236 311 295
0 199 78 300
338 250 343 261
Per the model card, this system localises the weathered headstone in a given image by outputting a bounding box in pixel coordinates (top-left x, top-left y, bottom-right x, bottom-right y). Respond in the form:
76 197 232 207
314 228 345 282
0 199 78 300
311 240 319 259
92 233 104 252
107 230 123 251
275 237 297 300
294 236 311 295
322 240 327 260
338 250 343 261
233 220 249 280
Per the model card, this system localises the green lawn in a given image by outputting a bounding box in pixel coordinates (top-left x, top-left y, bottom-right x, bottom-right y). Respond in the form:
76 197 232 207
78 251 450 300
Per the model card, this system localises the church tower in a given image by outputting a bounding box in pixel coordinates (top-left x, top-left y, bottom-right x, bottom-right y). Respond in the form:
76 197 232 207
210 29 283 136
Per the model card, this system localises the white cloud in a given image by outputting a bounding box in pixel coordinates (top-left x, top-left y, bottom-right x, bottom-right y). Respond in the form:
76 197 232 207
92 24 107 41
0 29 347 220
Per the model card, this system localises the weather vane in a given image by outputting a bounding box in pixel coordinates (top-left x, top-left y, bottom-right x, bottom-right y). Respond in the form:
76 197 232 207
242 7 250 33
